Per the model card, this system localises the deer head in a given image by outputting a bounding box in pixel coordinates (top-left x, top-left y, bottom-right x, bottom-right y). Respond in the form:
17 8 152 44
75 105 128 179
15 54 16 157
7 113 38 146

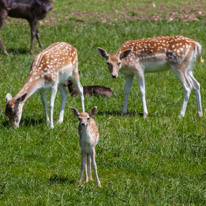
97 47 131 78
5 93 27 129
71 106 97 127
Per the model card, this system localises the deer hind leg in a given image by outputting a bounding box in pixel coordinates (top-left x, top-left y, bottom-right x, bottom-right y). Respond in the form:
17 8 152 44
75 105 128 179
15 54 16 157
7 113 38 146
187 71 202 117
40 90 49 123
57 84 68 123
171 66 192 118
70 72 85 112
122 75 134 115
0 10 8 55
49 84 58 128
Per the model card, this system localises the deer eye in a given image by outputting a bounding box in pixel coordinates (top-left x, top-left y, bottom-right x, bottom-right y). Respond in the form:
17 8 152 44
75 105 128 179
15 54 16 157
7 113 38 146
117 62 121 66
107 62 111 66
87 117 90 121
78 117 81 120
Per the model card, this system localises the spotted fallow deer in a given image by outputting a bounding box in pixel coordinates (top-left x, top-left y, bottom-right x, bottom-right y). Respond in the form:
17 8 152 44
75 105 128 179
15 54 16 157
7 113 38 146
5 42 85 129
71 106 101 187
97 35 204 118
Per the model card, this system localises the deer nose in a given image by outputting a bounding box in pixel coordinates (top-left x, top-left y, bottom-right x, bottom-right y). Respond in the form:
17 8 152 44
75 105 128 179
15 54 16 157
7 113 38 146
111 74 117 78
81 123 87 126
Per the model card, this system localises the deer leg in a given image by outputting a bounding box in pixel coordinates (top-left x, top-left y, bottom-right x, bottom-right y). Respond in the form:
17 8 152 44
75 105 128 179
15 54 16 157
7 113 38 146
70 74 85 112
136 71 148 118
84 156 88 183
49 84 58 129
188 71 202 117
29 20 38 55
122 75 134 115
91 149 101 187
57 84 68 123
40 90 50 123
0 10 8 55
88 154 92 181
79 153 87 186
36 28 43 51
171 66 192 118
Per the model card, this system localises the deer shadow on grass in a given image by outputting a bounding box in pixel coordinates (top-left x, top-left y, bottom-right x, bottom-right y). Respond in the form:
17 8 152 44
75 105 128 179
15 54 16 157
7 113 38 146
49 174 75 185
2 118 44 128
97 110 145 117
6 48 29 55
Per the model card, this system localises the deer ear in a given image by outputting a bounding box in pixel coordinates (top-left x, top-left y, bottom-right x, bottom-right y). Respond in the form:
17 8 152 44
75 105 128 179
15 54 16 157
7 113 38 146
71 107 80 117
15 93 27 105
6 93 12 102
89 106 97 117
120 49 132 60
97 48 108 59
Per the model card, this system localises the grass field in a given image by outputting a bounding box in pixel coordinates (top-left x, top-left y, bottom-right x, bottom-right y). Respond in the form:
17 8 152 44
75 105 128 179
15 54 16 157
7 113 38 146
0 1 206 205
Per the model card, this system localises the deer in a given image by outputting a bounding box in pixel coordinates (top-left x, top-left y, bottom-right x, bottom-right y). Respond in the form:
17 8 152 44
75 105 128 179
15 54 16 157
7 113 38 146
97 35 204 118
71 106 101 187
0 0 53 55
5 42 85 129
64 79 114 97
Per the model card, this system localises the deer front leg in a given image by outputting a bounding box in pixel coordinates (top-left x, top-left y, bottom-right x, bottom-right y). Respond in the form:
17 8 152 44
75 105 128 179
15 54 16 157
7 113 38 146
49 85 58 129
40 90 49 123
70 76 85 112
122 75 134 115
91 149 101 187
79 153 87 186
136 71 148 118
57 84 68 124
29 20 38 55
36 28 43 51
87 154 93 181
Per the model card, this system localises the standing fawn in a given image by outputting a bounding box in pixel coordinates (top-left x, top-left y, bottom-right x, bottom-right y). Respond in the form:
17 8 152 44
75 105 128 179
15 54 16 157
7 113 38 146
5 42 85 129
97 35 204 118
71 106 101 187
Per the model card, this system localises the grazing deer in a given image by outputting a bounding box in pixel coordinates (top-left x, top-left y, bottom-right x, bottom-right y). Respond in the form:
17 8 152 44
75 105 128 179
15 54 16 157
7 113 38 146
64 79 114 97
0 0 53 55
97 35 204 118
5 42 85 129
71 106 101 187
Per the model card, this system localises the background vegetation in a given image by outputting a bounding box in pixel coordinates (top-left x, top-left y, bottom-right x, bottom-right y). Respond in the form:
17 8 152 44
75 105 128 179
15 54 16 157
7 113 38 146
0 0 206 205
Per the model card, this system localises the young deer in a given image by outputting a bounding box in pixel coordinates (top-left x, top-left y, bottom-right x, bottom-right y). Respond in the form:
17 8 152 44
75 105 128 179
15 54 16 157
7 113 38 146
97 35 204 118
71 106 101 187
64 79 114 97
5 42 85 129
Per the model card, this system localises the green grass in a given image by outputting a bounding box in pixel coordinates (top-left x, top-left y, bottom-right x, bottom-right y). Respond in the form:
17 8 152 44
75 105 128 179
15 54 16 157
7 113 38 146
1 2 206 205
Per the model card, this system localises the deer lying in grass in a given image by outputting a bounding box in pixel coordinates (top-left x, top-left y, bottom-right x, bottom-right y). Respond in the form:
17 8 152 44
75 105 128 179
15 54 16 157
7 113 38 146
0 0 53 55
97 35 204 118
64 79 114 97
5 42 85 129
71 106 101 187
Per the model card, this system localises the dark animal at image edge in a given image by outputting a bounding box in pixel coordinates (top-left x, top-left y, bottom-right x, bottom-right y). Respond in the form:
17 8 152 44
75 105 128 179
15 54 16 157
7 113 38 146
64 79 114 97
0 0 53 55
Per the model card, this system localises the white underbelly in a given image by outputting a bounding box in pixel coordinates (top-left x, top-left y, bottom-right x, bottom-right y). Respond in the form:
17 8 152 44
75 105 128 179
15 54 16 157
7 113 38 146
143 60 170 73
58 64 73 83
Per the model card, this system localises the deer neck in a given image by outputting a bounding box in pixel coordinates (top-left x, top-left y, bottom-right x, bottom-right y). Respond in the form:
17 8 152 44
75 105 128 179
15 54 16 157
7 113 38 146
13 74 43 105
